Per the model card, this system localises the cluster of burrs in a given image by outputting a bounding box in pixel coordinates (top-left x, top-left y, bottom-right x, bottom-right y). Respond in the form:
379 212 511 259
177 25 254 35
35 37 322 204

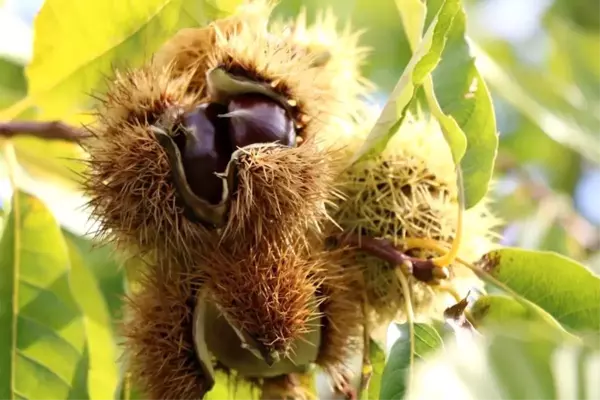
82 1 498 399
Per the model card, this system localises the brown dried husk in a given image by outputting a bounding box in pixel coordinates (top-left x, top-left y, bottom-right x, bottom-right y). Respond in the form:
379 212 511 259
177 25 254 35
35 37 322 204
83 0 370 268
121 267 206 400
89 2 373 396
81 64 216 269
153 0 372 142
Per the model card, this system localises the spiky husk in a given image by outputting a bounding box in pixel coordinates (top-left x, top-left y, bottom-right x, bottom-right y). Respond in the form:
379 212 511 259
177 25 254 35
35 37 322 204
312 248 364 370
332 114 501 323
270 6 373 113
153 0 371 141
197 241 364 392
82 64 221 268
121 268 205 400
198 239 325 356
221 140 341 249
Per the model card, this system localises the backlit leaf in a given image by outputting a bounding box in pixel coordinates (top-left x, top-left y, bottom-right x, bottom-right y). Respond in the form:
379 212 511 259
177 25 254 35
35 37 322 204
1 0 229 121
0 191 86 399
352 0 465 163
379 323 443 400
66 238 120 399
479 248 600 333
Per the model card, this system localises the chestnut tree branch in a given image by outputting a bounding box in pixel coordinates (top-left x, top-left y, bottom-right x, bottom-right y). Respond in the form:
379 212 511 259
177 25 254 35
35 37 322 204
0 120 90 142
330 233 445 283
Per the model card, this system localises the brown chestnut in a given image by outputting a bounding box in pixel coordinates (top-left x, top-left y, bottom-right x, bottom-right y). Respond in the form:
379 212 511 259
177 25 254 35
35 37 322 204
221 94 296 149
177 103 233 205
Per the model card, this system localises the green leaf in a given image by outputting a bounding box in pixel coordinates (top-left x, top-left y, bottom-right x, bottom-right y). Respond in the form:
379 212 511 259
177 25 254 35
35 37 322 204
500 117 581 194
399 0 469 167
66 238 120 399
205 372 255 399
11 138 87 189
470 294 559 329
401 0 498 207
0 56 27 109
63 230 125 323
352 0 466 163
0 191 86 399
408 324 599 400
428 5 498 208
8 0 227 121
0 57 86 188
473 43 600 164
480 248 600 333
379 324 443 400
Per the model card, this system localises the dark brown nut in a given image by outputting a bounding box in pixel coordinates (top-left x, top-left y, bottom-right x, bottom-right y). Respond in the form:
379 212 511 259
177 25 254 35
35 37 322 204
223 93 295 149
177 103 232 205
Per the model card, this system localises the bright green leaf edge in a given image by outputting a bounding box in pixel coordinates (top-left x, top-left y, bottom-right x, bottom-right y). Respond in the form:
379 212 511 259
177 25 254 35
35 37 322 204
351 0 466 164
379 323 443 400
481 248 600 333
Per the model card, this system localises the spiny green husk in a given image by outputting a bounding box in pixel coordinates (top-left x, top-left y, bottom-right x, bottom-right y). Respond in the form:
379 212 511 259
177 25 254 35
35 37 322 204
331 114 501 324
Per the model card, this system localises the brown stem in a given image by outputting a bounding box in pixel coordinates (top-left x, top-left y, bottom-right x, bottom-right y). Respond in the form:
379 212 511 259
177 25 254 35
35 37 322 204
331 233 441 283
0 120 89 142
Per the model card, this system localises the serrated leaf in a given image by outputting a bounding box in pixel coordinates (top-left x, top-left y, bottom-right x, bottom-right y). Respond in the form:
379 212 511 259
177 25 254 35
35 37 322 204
480 248 600 333
398 0 468 166
1 0 227 121
408 324 599 400
0 191 86 399
379 324 443 400
352 0 466 163
66 238 120 399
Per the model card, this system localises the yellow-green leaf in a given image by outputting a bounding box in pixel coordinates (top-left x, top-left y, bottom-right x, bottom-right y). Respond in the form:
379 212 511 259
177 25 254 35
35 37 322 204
0 56 26 109
0 191 86 399
12 0 225 121
470 294 563 332
409 324 599 400
353 0 465 163
66 237 120 399
400 0 498 208
11 137 87 188
480 248 600 333
63 230 126 323
379 324 443 400
364 339 386 400
428 2 498 208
